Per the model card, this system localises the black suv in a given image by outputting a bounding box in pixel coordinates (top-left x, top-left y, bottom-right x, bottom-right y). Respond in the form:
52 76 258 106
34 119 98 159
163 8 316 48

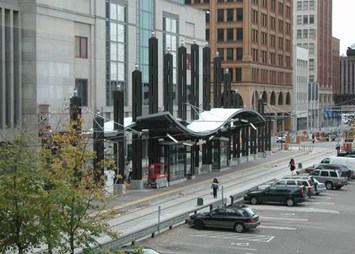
244 185 307 207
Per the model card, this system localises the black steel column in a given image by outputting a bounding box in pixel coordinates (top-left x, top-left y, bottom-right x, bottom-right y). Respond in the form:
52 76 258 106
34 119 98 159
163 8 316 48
203 45 211 111
177 44 187 120
245 127 249 156
113 89 125 182
163 51 173 114
69 96 81 130
149 35 158 114
191 43 199 120
223 70 231 108
241 127 246 156
236 127 241 158
132 68 142 180
213 53 222 108
93 116 104 183
267 120 272 151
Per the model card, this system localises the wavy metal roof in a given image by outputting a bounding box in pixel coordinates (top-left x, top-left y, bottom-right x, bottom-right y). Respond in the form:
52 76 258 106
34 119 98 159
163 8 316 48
134 108 265 138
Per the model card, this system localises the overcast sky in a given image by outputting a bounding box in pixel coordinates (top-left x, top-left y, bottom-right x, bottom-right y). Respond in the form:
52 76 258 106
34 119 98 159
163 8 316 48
333 0 355 56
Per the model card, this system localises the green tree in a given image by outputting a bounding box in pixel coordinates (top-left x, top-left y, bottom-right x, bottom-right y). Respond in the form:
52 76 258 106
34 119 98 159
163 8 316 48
0 136 44 253
38 121 118 254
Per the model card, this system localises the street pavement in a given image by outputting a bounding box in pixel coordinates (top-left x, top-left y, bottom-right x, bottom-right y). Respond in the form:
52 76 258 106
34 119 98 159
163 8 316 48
88 141 336 252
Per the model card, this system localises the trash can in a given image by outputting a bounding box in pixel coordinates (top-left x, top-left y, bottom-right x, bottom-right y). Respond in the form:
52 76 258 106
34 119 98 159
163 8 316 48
298 163 302 169
197 198 204 206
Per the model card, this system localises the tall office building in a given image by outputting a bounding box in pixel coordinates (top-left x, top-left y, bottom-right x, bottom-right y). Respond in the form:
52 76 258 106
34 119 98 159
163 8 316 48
186 0 293 133
293 0 339 129
0 0 206 140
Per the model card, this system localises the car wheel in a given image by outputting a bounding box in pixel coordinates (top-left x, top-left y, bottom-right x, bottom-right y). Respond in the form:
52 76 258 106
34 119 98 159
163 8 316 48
335 186 342 190
286 198 295 207
234 222 245 233
194 220 205 230
325 181 333 190
251 197 258 205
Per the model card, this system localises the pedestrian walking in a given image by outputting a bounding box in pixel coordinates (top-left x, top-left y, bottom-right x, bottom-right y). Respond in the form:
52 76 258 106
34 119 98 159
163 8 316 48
336 142 341 155
289 158 295 175
211 178 219 198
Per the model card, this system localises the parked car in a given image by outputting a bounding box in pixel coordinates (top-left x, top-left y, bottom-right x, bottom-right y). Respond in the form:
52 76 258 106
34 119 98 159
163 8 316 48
312 177 327 195
280 176 316 197
244 185 307 207
309 169 348 190
319 156 355 178
187 205 260 233
118 245 160 254
257 178 313 198
306 163 353 180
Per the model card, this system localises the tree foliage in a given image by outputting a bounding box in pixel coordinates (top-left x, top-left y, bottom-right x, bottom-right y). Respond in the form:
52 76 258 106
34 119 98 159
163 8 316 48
0 119 118 254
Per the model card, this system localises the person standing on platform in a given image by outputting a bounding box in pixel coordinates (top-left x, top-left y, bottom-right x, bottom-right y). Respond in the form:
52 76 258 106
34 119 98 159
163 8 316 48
289 158 295 175
211 178 219 198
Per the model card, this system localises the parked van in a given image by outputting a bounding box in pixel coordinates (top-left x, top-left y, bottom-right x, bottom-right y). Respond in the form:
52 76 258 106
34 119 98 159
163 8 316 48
320 156 355 178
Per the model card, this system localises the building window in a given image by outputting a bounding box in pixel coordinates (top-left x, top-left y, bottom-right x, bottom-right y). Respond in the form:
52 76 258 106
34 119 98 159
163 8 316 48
236 28 243 41
75 79 88 106
309 43 315 55
236 8 243 21
206 29 210 41
261 32 267 45
218 29 224 41
309 29 315 39
297 29 302 38
236 48 243 61
227 28 234 41
297 1 302 11
227 9 233 21
261 13 268 27
270 34 275 47
252 9 258 24
309 59 314 71
75 36 88 58
218 9 224 22
270 52 276 64
309 0 315 10
236 68 242 82
303 15 308 24
107 2 127 106
303 29 308 38
270 16 275 30
163 14 179 103
309 15 314 24
303 0 308 10
297 15 302 25
227 48 233 61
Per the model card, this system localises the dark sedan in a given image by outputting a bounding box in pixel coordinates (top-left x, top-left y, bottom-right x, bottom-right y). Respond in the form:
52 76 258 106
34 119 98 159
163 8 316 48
187 206 260 233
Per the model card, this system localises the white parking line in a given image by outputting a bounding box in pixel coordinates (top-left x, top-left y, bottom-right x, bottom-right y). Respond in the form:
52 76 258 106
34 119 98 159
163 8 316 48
259 225 297 230
261 216 308 222
189 233 275 243
171 241 257 251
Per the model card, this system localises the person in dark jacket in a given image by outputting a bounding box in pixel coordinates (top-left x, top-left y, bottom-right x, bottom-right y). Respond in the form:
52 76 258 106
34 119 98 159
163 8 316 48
211 178 219 198
289 158 295 175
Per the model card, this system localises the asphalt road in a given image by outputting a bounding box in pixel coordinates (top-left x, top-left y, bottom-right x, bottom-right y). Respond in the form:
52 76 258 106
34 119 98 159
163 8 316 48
140 142 355 254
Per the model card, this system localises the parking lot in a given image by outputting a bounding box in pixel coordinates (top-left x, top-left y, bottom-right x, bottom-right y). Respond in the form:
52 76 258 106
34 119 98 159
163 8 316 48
140 181 355 254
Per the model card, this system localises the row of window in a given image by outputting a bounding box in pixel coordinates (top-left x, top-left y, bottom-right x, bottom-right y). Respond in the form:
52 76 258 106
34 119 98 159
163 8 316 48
297 0 315 11
296 14 315 25
297 42 315 55
296 29 316 39
216 8 243 22
252 11 291 35
252 68 292 86
185 0 243 4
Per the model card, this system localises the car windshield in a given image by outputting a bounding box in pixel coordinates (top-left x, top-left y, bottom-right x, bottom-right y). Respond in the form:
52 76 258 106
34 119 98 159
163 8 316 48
144 249 160 254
